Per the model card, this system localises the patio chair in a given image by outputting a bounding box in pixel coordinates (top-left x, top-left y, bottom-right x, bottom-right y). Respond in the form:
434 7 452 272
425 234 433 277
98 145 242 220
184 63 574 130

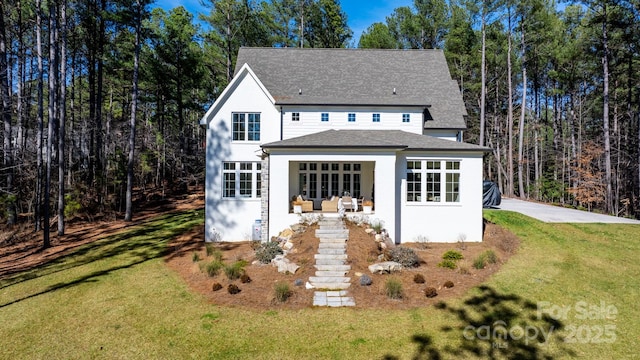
321 196 339 212
341 196 354 212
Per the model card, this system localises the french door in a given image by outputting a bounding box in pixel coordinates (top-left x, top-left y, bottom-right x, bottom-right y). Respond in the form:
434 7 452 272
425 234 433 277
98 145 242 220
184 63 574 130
298 162 361 202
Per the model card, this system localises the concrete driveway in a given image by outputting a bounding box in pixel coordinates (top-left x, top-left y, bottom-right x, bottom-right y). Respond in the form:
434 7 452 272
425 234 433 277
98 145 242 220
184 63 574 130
494 198 640 224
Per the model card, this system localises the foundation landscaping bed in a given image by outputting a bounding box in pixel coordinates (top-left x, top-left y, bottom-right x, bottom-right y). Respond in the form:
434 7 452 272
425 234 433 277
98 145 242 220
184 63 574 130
167 214 519 310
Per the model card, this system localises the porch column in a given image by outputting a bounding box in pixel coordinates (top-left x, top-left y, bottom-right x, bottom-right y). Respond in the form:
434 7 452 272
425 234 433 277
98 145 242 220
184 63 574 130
260 155 270 242
374 155 399 243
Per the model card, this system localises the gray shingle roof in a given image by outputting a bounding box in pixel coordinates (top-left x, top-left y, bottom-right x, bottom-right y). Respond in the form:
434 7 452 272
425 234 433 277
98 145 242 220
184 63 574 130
235 48 467 129
261 130 490 152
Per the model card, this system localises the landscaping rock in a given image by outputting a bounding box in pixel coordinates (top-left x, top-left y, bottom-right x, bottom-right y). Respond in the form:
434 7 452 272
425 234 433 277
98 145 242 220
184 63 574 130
290 224 304 233
368 261 402 274
271 255 299 274
365 228 375 234
279 228 294 238
283 241 294 251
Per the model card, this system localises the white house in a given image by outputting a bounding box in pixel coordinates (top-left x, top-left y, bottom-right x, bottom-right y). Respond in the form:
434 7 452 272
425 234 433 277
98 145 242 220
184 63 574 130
200 47 490 243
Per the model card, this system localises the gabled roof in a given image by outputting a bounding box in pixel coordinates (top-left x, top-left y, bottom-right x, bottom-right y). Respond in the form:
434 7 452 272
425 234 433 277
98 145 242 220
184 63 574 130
261 130 490 152
235 48 467 129
199 64 273 125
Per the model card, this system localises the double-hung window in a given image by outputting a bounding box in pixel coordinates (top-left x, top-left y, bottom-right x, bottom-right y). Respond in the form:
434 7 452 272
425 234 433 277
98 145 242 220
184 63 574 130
406 160 460 203
223 162 262 198
232 113 260 141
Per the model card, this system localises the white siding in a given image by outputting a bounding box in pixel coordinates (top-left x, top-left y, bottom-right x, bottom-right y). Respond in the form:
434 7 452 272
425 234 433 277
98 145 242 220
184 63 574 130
282 106 423 139
423 129 462 141
398 152 484 243
204 70 280 241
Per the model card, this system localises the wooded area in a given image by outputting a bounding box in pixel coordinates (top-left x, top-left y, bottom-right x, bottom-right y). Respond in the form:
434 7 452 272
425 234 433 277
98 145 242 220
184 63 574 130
1 0 639 247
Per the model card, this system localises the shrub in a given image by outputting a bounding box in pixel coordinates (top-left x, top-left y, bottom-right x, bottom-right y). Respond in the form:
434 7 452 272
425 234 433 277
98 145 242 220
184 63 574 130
205 260 224 277
211 282 222 291
274 282 292 302
370 220 384 234
224 260 247 280
443 281 454 288
192 252 200 263
389 247 420 267
473 253 487 269
424 287 438 298
255 241 283 264
458 261 471 275
485 250 498 264
227 284 241 294
442 250 464 261
205 245 223 261
240 274 252 283
360 274 372 286
437 259 457 270
384 278 403 299
413 274 426 284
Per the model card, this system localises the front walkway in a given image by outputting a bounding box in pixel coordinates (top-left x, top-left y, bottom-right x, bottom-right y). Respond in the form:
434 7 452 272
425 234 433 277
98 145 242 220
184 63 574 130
310 217 355 307
497 198 640 224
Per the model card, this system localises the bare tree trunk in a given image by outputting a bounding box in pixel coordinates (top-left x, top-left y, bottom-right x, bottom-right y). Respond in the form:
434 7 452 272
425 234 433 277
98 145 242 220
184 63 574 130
601 5 613 214
479 13 486 147
35 0 45 232
0 7 16 226
125 0 142 222
518 24 527 199
506 7 514 197
58 0 67 235
45 0 58 248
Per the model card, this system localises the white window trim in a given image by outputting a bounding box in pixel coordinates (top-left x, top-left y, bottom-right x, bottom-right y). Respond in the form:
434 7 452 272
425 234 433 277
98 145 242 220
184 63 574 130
405 159 461 205
222 161 262 199
231 112 261 142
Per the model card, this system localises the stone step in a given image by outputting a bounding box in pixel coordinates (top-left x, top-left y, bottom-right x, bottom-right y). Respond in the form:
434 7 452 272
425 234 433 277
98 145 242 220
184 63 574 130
318 248 346 255
314 264 351 271
317 223 345 228
318 243 346 250
315 270 348 277
315 232 349 239
315 254 347 260
318 237 348 243
315 259 348 265
309 276 351 283
310 282 351 290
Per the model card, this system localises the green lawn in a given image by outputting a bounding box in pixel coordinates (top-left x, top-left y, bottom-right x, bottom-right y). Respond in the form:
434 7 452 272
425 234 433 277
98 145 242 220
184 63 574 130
1 209 638 359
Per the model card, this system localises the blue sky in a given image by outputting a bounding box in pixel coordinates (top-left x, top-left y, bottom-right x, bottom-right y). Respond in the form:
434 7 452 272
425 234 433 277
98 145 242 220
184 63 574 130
154 0 414 44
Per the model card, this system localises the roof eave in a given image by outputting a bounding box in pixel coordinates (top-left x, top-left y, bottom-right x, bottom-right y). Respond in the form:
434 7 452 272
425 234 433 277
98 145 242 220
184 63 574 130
275 102 431 107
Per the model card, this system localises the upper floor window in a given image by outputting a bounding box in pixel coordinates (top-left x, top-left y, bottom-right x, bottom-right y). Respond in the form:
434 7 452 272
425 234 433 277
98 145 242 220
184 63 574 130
372 113 380 122
402 113 410 123
321 113 329 122
292 112 300 122
348 113 356 122
232 113 260 141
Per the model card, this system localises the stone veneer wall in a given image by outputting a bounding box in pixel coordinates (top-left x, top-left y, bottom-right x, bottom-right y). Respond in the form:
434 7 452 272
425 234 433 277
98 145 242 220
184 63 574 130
260 156 270 242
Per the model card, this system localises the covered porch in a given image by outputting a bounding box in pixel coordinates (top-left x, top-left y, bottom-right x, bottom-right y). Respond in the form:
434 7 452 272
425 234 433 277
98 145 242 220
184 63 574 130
264 150 400 242
288 160 375 213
